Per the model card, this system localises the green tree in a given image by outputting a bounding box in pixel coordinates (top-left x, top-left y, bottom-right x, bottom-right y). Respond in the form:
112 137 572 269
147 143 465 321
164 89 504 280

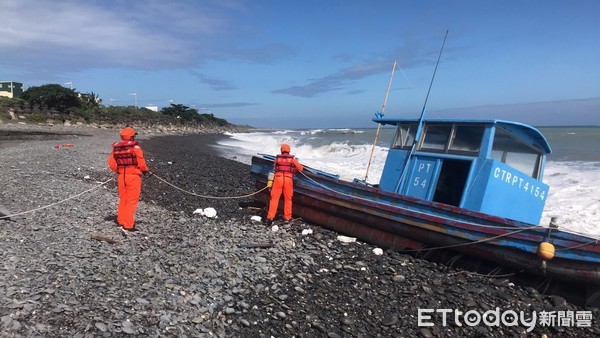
80 91 102 109
198 112 229 126
20 84 81 111
160 103 198 122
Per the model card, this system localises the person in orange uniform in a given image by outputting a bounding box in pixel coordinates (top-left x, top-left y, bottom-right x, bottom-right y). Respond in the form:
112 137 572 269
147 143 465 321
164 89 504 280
266 144 304 224
108 127 149 231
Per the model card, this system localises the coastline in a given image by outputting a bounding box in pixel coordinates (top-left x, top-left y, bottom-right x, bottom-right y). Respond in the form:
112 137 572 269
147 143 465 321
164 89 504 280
1 123 598 337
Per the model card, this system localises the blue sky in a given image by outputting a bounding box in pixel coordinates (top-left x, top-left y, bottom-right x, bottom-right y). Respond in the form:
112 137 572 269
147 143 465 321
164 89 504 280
1 0 599 128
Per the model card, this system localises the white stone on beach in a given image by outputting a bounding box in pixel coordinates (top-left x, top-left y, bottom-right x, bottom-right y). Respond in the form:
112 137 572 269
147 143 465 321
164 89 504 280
193 207 218 218
337 235 356 243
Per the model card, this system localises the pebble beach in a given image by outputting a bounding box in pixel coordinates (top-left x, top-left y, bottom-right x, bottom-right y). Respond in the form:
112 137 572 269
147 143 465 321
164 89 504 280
1 123 598 337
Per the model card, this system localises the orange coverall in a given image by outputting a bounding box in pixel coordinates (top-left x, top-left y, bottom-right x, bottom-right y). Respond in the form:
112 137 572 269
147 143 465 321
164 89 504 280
267 153 304 221
108 140 148 230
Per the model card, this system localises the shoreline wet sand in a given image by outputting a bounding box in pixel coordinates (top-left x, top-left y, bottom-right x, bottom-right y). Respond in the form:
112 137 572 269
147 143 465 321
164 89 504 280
1 123 598 337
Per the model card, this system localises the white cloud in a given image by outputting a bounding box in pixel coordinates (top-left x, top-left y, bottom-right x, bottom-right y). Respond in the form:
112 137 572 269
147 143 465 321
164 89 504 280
0 1 232 72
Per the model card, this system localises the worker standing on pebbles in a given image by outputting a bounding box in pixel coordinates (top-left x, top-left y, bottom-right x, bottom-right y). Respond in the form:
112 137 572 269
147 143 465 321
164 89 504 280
108 127 149 231
265 143 303 225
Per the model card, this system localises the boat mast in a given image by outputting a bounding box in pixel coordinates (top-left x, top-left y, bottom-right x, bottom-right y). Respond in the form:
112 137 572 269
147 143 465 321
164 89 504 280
396 30 449 192
364 59 397 182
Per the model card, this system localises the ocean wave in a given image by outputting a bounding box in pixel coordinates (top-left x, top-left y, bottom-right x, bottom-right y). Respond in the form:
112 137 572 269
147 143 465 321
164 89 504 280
541 161 600 236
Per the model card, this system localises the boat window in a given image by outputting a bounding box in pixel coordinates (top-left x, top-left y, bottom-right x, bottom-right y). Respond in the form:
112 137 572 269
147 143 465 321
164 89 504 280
449 125 484 153
392 124 417 149
421 125 452 151
491 128 541 178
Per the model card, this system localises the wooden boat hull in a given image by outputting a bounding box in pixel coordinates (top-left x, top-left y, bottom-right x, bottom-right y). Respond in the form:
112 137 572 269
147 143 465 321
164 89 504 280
251 156 600 288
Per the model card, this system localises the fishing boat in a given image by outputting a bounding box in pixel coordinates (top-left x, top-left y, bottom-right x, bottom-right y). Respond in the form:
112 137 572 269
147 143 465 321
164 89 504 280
250 117 600 306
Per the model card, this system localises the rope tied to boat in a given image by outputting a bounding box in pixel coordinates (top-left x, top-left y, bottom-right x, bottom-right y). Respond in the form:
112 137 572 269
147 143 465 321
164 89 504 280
398 227 533 253
151 173 268 199
555 238 600 251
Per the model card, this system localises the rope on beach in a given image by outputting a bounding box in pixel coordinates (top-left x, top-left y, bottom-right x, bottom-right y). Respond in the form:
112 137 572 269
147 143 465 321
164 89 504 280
0 178 114 220
446 269 524 278
151 173 268 199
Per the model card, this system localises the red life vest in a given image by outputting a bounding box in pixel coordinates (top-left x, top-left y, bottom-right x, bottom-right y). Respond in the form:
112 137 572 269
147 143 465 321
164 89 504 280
112 140 139 167
275 154 296 174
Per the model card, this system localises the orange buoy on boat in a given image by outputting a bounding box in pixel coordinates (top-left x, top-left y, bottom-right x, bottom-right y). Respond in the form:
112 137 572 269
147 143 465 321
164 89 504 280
538 242 555 260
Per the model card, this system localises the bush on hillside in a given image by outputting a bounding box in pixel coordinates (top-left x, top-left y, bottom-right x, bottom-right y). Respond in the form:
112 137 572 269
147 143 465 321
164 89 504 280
19 84 81 111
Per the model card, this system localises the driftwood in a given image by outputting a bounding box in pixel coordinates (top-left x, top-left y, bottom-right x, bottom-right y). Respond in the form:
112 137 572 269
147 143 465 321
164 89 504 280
90 233 123 245
238 242 274 249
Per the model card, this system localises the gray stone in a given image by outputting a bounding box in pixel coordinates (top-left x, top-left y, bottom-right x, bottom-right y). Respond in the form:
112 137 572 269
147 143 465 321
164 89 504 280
393 274 406 283
95 322 108 332
381 314 398 326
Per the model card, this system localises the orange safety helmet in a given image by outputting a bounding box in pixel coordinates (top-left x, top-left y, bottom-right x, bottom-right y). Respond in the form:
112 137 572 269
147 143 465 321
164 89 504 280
120 127 137 141
280 143 291 153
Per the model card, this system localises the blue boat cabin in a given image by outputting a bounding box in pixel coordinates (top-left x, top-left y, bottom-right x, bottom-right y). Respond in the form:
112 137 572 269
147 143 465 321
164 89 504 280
374 118 552 225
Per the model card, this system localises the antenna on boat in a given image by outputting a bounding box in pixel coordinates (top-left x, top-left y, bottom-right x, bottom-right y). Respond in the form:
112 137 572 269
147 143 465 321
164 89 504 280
396 30 449 191
417 30 448 127
364 59 397 182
